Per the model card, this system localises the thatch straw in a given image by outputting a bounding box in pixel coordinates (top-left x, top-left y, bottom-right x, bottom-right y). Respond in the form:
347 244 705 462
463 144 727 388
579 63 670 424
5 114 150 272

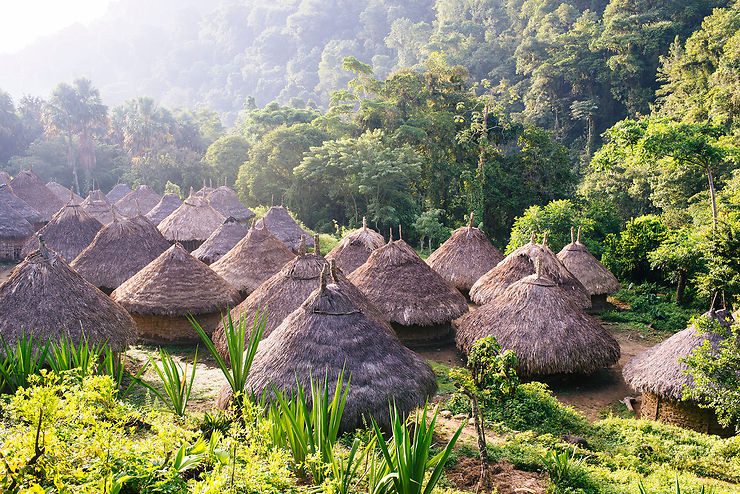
157 193 225 248
206 186 255 225
348 237 468 326
426 212 504 292
224 268 437 431
557 228 620 296
114 185 161 216
213 237 391 359
70 213 171 292
192 217 248 265
326 217 385 274
456 270 620 376
111 243 241 317
46 182 83 205
8 169 64 222
23 203 102 261
106 183 131 204
145 193 182 226
0 199 34 240
210 222 296 296
0 243 136 351
81 190 121 225
255 206 313 252
0 183 43 228
470 236 591 308
623 309 735 401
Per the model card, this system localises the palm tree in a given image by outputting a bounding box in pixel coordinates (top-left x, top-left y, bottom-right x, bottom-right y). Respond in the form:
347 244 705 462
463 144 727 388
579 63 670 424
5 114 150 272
43 78 107 192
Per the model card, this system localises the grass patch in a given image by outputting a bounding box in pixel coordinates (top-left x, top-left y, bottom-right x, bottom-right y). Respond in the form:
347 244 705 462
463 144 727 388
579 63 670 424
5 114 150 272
429 360 458 396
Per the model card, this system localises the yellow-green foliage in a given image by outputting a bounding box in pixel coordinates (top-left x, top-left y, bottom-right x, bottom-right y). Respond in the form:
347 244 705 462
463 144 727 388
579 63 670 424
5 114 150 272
0 371 297 492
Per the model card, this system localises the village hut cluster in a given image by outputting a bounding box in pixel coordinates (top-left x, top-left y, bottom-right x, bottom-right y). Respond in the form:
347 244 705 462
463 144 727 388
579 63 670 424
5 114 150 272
0 170 730 434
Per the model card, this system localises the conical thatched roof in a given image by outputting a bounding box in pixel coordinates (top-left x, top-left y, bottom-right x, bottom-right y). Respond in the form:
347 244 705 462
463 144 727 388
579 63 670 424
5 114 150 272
46 182 83 205
23 203 102 261
326 217 385 275
111 243 240 318
456 270 620 376
210 222 296 295
213 237 390 359
0 171 11 184
348 235 468 326
623 310 735 401
0 199 34 240
106 183 131 204
426 213 504 293
255 206 313 252
206 186 254 224
0 184 43 227
470 235 591 308
0 243 136 351
557 228 620 296
71 213 171 292
158 193 225 244
8 169 64 222
229 267 437 431
115 185 161 216
81 190 120 225
145 193 183 226
192 217 248 264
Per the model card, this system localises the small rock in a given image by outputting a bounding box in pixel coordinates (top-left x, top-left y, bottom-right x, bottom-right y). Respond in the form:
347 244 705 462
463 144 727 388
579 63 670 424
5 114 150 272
453 413 467 421
440 410 453 419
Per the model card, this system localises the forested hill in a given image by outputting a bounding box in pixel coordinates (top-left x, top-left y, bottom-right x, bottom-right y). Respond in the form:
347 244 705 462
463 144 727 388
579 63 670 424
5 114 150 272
1 0 727 132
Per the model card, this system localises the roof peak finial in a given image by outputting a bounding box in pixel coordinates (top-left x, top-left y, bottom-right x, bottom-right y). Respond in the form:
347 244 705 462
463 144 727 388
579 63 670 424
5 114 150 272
398 223 402 240
469 211 474 228
38 234 51 260
189 186 194 197
529 231 535 244
135 199 141 216
388 227 393 243
319 263 329 293
542 231 548 247
329 258 338 283
70 186 75 203
298 235 306 256
570 227 575 244
577 226 582 244
362 216 367 229
534 257 542 279
313 233 320 254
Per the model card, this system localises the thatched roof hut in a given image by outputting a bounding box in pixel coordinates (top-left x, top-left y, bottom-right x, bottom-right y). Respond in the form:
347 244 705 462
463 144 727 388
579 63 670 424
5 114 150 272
220 266 437 431
46 182 83 205
623 309 735 435
0 199 34 261
8 169 64 222
157 191 225 252
456 267 620 376
426 213 504 293
115 185 161 216
470 234 591 308
557 228 620 308
0 171 11 184
70 213 171 293
192 217 248 265
106 183 131 204
206 186 255 225
22 203 102 261
111 243 241 343
81 190 120 225
348 231 468 343
145 193 182 226
213 237 390 360
210 222 296 296
0 241 136 351
0 183 44 229
325 217 385 275
255 206 313 252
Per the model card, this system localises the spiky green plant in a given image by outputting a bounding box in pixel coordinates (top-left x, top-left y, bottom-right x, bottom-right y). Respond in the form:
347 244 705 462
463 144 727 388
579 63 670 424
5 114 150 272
47 333 106 378
142 347 197 416
0 331 50 394
371 403 463 494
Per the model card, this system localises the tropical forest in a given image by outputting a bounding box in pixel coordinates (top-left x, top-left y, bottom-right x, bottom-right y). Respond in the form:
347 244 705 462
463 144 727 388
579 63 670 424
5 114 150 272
0 0 739 492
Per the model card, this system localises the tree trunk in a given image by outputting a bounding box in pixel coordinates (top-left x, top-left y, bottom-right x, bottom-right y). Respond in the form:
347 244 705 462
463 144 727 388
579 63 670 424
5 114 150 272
676 270 687 304
470 394 489 464
707 166 718 234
